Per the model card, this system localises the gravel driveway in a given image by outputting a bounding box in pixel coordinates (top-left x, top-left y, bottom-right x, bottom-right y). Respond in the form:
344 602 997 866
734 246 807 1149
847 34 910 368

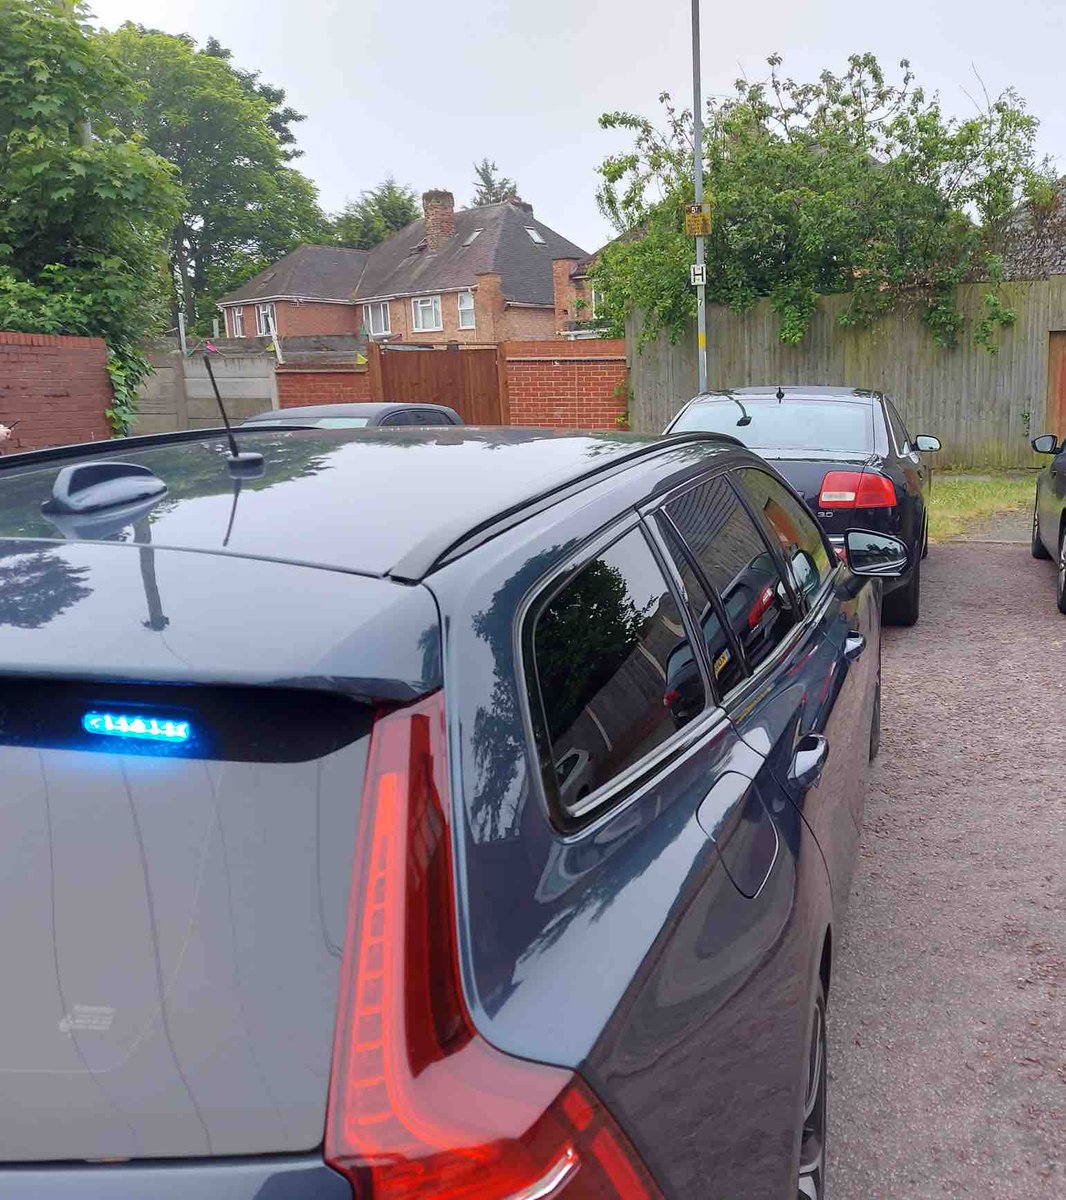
828 529 1066 1197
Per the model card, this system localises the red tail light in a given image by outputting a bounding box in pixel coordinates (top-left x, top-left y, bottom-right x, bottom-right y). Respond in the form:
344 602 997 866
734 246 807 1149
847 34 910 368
818 470 896 508
325 691 663 1200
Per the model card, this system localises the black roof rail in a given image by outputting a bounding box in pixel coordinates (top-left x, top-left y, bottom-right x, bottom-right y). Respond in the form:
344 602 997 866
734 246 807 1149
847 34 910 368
0 425 258 473
389 430 745 582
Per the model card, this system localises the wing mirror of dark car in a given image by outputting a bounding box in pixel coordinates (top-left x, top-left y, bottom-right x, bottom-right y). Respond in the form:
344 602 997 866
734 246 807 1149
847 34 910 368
844 529 909 578
1031 433 1060 455
914 434 941 453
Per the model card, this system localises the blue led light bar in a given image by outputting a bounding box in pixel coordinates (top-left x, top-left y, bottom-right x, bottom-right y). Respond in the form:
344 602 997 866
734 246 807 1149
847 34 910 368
82 711 192 745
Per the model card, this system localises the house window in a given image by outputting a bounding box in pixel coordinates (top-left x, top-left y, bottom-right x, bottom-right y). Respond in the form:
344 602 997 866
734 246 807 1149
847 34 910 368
411 295 443 332
230 306 245 337
589 288 604 319
256 302 277 337
525 227 546 245
457 291 476 330
364 301 390 336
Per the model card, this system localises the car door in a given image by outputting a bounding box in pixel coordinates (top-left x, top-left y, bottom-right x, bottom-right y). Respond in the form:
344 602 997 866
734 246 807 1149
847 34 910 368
1039 443 1066 553
548 511 829 1200
728 466 877 904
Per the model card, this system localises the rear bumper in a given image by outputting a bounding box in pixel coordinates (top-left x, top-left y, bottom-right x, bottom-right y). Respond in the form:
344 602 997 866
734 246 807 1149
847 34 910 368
0 1156 350 1199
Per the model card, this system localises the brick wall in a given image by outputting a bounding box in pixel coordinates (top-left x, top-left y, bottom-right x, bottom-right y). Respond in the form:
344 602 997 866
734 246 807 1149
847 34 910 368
224 301 359 339
501 306 557 340
0 332 112 451
503 339 627 430
276 365 371 407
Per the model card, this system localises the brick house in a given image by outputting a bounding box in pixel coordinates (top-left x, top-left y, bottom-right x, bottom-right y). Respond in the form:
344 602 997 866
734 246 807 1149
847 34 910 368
217 191 593 344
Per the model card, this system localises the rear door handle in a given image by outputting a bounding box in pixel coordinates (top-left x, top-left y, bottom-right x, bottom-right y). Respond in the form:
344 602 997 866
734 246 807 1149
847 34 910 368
844 632 866 662
789 735 828 791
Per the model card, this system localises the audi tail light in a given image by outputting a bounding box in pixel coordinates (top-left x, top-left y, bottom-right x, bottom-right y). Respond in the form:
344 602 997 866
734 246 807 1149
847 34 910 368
324 691 663 1200
818 470 896 508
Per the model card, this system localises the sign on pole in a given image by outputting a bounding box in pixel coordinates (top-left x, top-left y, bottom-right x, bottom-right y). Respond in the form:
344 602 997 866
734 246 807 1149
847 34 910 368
684 201 712 237
690 263 707 287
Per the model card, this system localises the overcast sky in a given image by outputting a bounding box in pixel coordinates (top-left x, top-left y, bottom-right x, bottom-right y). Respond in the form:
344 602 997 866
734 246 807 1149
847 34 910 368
87 0 1066 254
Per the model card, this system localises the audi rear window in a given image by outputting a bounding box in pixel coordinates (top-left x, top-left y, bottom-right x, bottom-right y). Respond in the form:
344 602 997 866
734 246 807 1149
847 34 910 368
673 399 874 454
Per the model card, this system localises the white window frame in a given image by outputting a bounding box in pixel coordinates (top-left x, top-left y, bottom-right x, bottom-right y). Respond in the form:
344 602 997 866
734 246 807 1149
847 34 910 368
255 302 277 337
457 290 476 330
411 294 443 333
364 301 391 337
230 306 245 337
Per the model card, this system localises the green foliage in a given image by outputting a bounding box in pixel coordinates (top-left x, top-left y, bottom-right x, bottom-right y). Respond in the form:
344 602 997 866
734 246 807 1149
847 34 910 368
331 177 420 249
0 0 181 432
471 158 518 206
99 23 326 331
593 53 1054 352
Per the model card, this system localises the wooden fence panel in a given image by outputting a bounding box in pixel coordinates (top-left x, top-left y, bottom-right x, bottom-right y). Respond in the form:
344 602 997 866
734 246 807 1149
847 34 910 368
628 277 1066 467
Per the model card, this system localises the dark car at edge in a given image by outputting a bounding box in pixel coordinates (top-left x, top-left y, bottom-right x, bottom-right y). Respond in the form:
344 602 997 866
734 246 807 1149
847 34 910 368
0 424 907 1199
665 385 940 625
241 400 463 429
1029 430 1066 609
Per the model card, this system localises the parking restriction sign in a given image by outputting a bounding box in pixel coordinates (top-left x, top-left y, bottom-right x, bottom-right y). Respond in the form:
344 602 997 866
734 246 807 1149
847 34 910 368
684 201 712 236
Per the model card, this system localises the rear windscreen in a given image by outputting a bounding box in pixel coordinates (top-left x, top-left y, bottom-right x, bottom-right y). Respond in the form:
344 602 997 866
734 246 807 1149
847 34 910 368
673 399 874 453
0 681 371 1163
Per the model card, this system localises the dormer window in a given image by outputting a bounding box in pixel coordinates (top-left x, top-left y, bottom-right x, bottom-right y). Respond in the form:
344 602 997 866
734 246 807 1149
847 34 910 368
525 227 546 245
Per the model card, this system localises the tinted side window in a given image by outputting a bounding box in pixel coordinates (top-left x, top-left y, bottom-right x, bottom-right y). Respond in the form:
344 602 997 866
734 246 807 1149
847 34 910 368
666 478 797 674
379 409 414 426
533 529 705 811
735 467 834 603
886 401 912 452
658 520 746 695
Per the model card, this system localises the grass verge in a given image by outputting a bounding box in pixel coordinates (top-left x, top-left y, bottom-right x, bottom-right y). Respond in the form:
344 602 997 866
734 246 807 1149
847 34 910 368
928 472 1036 542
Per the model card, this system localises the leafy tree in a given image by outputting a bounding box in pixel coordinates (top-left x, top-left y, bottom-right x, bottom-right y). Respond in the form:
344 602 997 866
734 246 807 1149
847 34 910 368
471 157 518 205
593 53 1055 351
202 37 305 160
331 177 420 249
99 23 326 331
0 0 181 432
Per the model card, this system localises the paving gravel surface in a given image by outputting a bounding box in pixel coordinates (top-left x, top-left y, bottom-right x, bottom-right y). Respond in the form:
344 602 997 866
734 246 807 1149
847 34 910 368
828 540 1066 1198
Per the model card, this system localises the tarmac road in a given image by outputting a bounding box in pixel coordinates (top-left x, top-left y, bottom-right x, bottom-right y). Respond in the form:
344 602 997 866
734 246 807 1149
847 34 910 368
828 530 1066 1197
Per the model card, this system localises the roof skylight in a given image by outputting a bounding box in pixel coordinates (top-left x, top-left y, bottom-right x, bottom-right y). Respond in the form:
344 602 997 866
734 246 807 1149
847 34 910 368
525 227 546 245
463 228 483 247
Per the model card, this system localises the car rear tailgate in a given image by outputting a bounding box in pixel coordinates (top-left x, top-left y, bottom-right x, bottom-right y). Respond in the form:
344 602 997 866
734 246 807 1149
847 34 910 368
0 539 441 1168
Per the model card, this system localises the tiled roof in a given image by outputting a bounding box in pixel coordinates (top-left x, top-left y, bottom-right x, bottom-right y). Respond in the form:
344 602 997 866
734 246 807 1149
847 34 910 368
218 201 589 311
355 201 588 305
218 245 370 305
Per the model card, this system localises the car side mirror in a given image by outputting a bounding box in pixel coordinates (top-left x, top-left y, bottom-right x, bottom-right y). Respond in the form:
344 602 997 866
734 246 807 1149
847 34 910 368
914 434 941 453
844 529 909 578
1031 433 1059 455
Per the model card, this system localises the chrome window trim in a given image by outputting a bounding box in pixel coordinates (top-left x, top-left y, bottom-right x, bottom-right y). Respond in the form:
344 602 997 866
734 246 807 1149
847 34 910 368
514 511 722 830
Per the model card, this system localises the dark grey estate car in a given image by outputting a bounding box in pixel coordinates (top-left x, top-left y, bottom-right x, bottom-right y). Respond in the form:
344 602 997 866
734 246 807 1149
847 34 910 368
0 425 905 1199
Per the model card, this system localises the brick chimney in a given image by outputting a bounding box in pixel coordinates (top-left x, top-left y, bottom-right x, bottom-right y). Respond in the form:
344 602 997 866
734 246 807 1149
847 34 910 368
423 190 455 253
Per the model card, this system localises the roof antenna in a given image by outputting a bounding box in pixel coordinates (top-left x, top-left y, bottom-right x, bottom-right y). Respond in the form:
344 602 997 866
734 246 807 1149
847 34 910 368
203 353 264 477
775 385 785 402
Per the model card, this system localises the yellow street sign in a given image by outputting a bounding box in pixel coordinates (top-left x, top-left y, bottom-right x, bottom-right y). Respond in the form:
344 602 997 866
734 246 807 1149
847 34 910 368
684 201 712 237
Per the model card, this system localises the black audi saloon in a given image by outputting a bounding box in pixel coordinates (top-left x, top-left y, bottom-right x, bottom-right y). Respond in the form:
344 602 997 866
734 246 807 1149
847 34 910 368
665 385 940 625
0 425 907 1200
